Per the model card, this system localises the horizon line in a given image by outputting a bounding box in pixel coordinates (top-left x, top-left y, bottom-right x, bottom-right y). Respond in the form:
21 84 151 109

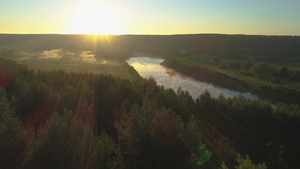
0 33 299 37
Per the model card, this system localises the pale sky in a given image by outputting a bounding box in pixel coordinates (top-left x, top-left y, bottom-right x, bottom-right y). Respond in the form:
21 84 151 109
0 0 299 35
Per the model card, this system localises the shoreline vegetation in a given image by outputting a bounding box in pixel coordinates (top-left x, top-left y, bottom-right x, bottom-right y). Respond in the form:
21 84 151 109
162 57 300 104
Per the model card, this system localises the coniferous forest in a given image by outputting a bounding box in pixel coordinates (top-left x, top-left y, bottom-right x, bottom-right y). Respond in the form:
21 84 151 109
1 58 300 169
1 34 300 169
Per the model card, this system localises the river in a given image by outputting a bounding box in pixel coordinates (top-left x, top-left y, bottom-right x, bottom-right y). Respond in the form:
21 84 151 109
126 54 259 100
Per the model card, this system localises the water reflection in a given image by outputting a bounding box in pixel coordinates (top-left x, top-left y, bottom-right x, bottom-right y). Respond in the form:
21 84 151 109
127 56 259 100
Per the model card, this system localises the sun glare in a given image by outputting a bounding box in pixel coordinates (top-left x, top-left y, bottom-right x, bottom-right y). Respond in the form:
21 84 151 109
68 0 123 35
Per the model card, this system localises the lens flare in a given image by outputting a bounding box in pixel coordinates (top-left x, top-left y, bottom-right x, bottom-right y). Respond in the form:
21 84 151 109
197 144 212 165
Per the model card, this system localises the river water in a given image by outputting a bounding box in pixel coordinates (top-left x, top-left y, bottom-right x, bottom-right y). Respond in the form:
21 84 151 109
126 54 259 100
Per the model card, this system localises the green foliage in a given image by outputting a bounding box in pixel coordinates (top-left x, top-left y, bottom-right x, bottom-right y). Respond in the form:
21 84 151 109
0 48 19 59
277 66 300 82
1 60 300 169
30 110 73 169
220 162 229 169
245 62 254 70
220 154 267 169
212 56 221 65
0 59 27 88
277 66 289 77
0 90 22 168
89 131 125 169
275 103 300 117
115 99 188 169
248 63 276 78
29 110 125 169
234 154 267 169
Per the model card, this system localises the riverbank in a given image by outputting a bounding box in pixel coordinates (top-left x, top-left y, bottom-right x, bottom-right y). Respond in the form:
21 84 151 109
162 58 300 104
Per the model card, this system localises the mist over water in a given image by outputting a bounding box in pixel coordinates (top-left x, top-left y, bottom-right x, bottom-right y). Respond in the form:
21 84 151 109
126 55 259 100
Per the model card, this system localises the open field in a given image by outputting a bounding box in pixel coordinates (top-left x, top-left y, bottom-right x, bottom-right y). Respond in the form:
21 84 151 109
0 48 136 79
17 57 133 78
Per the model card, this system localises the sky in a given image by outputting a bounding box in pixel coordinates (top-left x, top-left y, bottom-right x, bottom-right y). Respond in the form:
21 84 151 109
0 0 300 35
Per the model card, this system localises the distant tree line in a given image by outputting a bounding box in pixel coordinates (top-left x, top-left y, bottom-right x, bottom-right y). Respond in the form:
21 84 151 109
1 34 300 57
245 64 300 82
206 55 300 82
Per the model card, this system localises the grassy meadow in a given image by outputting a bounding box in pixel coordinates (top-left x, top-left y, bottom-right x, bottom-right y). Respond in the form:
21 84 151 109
0 48 136 79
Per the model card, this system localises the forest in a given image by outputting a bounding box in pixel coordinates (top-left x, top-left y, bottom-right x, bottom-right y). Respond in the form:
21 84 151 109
1 58 300 169
1 34 300 169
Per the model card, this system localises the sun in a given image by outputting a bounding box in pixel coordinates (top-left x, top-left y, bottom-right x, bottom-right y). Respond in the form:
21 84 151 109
68 0 123 35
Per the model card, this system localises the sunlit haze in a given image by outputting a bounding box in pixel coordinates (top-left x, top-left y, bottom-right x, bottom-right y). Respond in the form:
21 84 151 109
68 0 123 34
1 0 300 35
